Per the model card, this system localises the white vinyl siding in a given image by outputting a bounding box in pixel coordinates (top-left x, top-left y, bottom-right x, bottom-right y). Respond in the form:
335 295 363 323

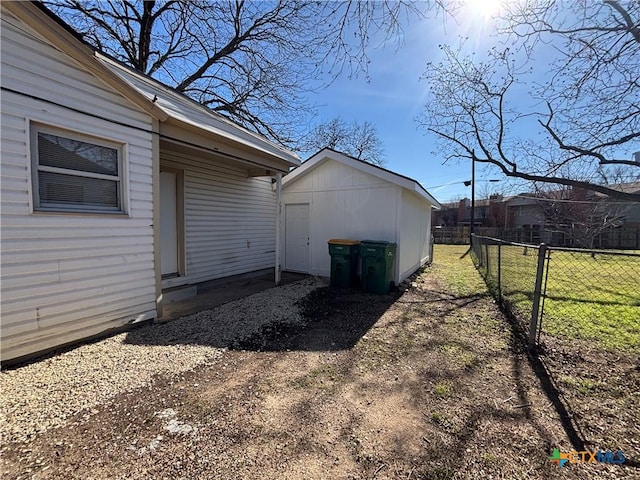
0 10 156 361
161 149 277 284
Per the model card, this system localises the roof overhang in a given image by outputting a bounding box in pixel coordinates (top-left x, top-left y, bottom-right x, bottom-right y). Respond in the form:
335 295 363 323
97 54 300 171
159 119 298 174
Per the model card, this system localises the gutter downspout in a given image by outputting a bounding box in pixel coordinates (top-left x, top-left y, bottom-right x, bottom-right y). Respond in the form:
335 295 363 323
275 172 283 285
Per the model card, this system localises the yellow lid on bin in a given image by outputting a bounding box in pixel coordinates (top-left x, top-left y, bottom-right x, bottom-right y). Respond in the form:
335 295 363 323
328 239 360 245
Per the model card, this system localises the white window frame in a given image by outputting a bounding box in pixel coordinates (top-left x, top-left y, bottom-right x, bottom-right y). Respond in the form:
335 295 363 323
30 124 127 214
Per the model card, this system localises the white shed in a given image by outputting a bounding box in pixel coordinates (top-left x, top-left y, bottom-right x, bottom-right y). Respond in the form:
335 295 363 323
280 149 441 285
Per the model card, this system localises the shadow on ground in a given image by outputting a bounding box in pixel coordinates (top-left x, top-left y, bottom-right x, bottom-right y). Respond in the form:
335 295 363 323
123 283 400 353
473 259 640 471
4 249 637 479
236 287 402 351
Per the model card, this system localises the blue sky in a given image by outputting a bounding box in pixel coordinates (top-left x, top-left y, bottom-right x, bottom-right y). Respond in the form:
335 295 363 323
305 4 517 204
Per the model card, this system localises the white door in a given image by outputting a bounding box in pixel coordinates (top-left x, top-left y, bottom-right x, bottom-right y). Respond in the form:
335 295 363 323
285 203 310 272
160 171 178 276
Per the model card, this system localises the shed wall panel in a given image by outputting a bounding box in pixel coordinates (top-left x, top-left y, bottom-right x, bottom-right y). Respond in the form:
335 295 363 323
282 159 400 279
0 12 156 362
398 189 432 282
285 159 388 193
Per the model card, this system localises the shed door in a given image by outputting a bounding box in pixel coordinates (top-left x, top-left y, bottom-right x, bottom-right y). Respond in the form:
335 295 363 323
160 171 178 276
285 203 310 272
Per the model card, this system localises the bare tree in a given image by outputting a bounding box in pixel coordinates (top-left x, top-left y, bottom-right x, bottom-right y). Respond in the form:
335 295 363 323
347 121 385 165
419 0 640 201
302 117 386 166
531 184 631 249
306 118 348 152
46 0 434 147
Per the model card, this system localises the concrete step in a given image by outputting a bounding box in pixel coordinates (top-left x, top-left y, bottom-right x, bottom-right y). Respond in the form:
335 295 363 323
162 284 197 304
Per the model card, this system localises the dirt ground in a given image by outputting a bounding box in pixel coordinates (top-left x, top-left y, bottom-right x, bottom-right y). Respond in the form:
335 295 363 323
2 245 638 479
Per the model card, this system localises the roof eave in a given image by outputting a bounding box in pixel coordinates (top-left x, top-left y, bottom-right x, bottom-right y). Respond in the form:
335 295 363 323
161 117 299 172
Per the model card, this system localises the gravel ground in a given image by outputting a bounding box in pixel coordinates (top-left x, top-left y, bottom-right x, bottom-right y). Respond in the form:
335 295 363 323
2 247 637 479
0 277 325 444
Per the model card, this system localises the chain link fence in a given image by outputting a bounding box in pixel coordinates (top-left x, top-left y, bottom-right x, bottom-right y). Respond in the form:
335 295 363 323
471 235 640 350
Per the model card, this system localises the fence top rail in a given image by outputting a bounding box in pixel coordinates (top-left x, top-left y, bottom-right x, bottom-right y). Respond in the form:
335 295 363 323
471 234 540 250
472 234 640 257
547 245 640 257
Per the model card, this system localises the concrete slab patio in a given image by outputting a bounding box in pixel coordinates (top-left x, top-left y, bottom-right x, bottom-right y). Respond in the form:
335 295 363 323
160 269 309 321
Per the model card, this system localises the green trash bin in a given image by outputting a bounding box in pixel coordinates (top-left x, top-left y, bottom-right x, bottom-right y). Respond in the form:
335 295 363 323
328 239 360 288
359 240 397 294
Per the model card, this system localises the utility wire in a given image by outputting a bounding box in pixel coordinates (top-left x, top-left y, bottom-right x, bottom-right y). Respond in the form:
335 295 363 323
1 86 290 173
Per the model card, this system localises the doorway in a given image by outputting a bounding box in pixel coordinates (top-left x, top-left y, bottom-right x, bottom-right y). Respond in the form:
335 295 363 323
284 203 310 272
159 169 184 278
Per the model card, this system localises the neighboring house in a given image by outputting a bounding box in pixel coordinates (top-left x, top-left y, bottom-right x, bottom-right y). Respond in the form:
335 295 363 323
433 183 640 247
505 184 640 247
591 182 640 228
433 196 505 229
280 148 441 285
432 201 459 227
0 2 299 363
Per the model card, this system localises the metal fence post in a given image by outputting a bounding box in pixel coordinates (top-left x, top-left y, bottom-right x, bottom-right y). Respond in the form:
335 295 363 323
471 234 475 260
529 243 547 346
497 242 501 298
430 235 434 263
484 242 489 275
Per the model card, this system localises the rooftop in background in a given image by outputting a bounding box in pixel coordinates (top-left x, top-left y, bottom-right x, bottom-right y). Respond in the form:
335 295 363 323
441 181 640 208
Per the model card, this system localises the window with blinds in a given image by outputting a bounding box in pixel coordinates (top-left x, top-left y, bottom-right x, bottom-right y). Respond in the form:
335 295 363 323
31 126 125 213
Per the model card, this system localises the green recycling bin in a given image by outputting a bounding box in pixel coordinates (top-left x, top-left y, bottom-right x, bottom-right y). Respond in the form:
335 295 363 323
359 240 397 294
328 239 360 288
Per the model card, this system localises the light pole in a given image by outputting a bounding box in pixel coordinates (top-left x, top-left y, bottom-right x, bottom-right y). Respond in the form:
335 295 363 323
470 150 476 245
464 150 499 245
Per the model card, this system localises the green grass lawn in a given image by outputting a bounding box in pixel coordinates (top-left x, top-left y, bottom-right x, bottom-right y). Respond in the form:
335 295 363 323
470 243 640 352
543 250 640 351
431 245 488 298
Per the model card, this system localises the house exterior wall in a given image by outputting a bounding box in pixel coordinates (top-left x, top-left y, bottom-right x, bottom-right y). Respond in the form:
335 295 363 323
507 202 545 229
623 205 640 227
398 189 432 282
160 149 277 284
282 159 436 284
0 11 156 362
